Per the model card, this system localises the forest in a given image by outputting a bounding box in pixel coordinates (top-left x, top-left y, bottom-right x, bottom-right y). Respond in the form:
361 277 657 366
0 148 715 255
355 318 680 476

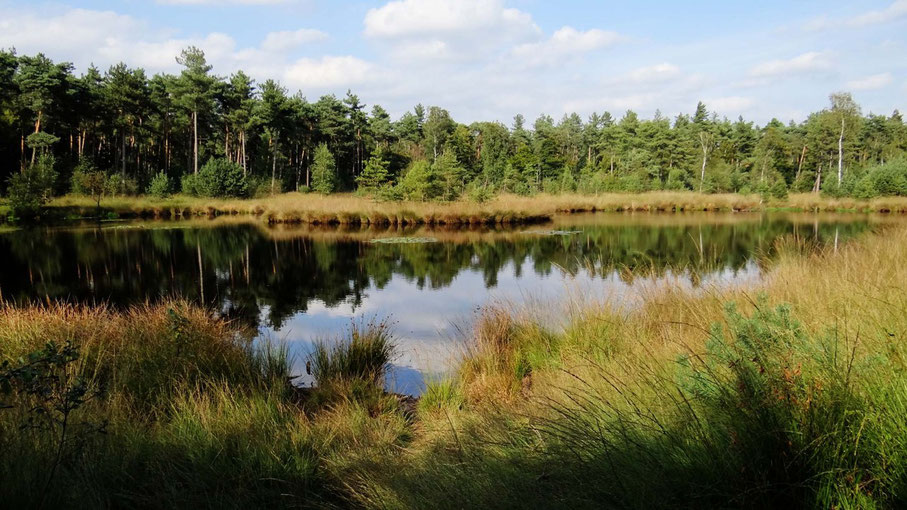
3 46 907 218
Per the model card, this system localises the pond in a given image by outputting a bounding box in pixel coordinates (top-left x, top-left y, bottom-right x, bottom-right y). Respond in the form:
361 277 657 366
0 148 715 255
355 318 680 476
0 212 891 394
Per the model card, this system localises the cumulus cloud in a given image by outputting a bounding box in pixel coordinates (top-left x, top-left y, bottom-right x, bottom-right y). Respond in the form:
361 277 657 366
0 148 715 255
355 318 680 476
616 63 683 86
805 0 907 30
157 0 296 5
510 27 621 68
705 96 755 115
846 73 894 91
748 51 832 78
284 56 377 89
260 29 327 52
364 0 538 39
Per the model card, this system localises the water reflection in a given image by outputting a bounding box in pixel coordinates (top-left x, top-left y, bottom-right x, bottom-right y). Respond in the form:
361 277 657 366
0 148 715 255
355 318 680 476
0 213 890 393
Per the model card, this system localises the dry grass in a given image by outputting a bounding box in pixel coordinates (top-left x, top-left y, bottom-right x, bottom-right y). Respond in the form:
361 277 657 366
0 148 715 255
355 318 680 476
43 191 907 227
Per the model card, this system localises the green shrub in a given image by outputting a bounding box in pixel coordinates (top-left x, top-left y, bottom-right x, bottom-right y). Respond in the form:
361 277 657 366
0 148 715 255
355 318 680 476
769 178 788 199
181 173 201 196
467 182 495 203
105 174 138 196
853 174 879 199
146 172 172 198
6 154 56 219
398 160 441 201
311 143 337 195
376 183 403 202
195 158 249 198
665 168 689 190
869 160 907 196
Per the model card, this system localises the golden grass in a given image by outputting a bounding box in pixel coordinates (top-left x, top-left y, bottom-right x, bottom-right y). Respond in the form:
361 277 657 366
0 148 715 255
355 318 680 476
43 191 907 227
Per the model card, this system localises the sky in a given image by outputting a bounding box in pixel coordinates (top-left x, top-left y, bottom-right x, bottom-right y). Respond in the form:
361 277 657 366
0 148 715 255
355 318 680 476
0 0 905 125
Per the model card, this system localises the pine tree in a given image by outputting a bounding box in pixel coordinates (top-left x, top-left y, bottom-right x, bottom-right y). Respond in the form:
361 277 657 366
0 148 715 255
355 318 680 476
311 143 337 194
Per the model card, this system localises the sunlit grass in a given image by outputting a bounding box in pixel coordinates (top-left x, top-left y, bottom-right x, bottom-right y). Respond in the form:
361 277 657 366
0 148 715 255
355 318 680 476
40 191 907 227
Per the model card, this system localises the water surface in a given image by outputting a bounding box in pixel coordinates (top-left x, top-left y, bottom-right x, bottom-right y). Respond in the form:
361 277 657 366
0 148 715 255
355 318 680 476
0 213 889 393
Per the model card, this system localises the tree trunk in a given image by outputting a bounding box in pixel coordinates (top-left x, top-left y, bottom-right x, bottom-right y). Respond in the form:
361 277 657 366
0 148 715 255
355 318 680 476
795 145 807 181
241 130 247 177
30 110 42 166
193 110 199 175
121 131 127 177
837 117 844 183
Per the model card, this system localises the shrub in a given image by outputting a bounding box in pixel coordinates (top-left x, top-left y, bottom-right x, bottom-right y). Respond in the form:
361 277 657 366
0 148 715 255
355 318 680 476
311 143 337 194
6 154 56 219
181 173 201 196
196 158 249 198
70 160 101 195
146 171 172 198
105 174 138 196
356 150 390 192
376 183 403 202
853 174 879 199
467 182 495 203
71 164 107 210
398 160 441 201
869 160 907 196
664 168 689 190
769 178 788 199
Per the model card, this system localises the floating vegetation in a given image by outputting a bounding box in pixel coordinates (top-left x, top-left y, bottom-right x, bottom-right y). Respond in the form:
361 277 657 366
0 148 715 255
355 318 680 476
370 236 439 244
522 229 583 236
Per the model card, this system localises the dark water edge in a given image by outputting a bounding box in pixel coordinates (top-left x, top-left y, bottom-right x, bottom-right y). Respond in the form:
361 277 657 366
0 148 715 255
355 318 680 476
0 212 895 393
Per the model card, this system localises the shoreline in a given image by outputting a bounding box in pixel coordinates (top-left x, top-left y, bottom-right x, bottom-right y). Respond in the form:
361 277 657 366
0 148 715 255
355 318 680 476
4 191 907 228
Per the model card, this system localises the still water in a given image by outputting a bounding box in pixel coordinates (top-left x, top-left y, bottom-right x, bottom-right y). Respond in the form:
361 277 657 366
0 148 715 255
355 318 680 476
0 213 889 393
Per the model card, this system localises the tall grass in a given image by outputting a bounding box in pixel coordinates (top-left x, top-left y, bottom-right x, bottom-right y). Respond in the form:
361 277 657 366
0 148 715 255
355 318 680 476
35 191 907 227
344 224 907 508
0 301 407 508
308 320 396 387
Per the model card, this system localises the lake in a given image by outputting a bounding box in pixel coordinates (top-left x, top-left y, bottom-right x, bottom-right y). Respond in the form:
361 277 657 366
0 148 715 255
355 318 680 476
0 212 889 393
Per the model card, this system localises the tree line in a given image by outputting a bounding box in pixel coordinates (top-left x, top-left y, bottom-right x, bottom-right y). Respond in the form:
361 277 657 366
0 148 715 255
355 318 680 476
2 47 907 212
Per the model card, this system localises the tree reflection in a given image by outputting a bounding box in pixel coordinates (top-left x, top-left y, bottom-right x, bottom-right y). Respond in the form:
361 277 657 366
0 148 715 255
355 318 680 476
0 216 873 330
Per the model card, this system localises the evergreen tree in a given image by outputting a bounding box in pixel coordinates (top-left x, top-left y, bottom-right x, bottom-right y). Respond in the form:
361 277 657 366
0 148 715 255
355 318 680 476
311 143 337 194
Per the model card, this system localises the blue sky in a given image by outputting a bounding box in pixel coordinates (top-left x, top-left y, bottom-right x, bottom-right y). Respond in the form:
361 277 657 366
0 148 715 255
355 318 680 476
1 0 904 125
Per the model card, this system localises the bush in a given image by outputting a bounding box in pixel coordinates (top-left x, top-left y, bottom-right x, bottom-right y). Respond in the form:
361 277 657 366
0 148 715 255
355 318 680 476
869 160 907 196
181 173 201 196
146 171 172 198
853 174 879 199
6 154 56 219
70 160 100 195
664 168 689 190
71 163 107 209
769 178 788 199
196 158 249 198
467 182 495 203
398 160 441 201
376 183 403 202
105 174 138 196
311 143 337 194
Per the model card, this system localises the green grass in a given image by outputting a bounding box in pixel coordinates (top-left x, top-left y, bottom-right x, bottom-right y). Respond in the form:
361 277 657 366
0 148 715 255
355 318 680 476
0 303 404 508
3 221 907 508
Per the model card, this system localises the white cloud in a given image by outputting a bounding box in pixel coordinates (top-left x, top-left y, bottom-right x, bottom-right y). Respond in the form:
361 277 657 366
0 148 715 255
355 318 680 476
617 63 683 85
260 29 327 52
364 0 538 39
705 96 754 115
157 0 295 4
510 27 621 68
748 51 832 78
846 72 894 91
284 56 377 89
805 0 907 30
